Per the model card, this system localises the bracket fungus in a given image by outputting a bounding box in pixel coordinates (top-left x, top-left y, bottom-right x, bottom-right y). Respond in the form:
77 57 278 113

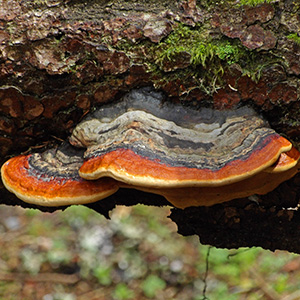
137 148 300 208
1 144 119 206
68 88 299 207
1 88 300 208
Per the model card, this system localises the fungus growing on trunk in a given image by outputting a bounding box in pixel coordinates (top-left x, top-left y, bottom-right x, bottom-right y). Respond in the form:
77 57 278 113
1 88 299 208
133 147 300 208
1 144 119 206
70 88 297 187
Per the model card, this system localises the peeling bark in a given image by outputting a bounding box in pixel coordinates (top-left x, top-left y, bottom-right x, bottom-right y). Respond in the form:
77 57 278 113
1 0 300 253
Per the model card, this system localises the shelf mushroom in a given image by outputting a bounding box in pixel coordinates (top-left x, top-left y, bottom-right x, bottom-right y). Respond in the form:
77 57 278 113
134 147 300 208
69 88 299 208
1 88 299 208
1 143 119 206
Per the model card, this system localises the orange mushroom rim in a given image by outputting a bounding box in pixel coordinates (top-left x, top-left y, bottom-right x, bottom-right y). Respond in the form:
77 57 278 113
1 146 119 205
78 133 292 187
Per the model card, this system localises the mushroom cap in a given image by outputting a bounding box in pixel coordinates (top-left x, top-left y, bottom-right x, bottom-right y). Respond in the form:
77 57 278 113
78 136 291 188
1 144 119 206
70 88 292 187
127 146 300 208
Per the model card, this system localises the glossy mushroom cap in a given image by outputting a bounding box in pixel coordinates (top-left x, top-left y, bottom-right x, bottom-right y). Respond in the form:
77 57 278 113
265 146 300 173
1 144 119 206
70 88 292 188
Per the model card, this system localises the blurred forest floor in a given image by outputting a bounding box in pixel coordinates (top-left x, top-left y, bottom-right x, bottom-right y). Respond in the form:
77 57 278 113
0 204 300 300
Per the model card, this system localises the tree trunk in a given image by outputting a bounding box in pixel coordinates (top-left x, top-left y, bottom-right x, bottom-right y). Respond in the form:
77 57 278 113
1 0 300 253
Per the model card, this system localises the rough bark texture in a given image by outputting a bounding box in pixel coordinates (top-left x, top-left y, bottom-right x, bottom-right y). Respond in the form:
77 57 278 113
1 0 300 253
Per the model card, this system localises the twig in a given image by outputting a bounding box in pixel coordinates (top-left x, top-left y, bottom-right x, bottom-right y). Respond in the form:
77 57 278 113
0 272 79 284
201 246 211 300
249 267 281 300
282 290 300 300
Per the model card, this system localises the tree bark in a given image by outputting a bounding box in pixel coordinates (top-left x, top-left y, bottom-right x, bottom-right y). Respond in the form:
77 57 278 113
1 0 300 253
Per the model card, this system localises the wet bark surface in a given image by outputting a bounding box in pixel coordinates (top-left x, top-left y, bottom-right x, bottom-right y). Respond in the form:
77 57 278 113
1 0 300 253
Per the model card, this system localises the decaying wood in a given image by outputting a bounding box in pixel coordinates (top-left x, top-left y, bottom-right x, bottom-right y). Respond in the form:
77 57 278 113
1 0 300 253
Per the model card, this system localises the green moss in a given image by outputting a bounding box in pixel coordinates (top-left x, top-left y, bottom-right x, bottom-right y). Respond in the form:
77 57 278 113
156 24 209 67
155 24 249 68
154 24 255 93
215 41 247 65
199 0 274 8
32 0 48 6
238 0 274 6
111 21 280 95
198 0 237 9
153 23 286 94
287 33 300 45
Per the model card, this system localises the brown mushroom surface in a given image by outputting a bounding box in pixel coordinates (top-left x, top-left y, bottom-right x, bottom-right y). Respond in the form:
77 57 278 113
1 144 119 206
